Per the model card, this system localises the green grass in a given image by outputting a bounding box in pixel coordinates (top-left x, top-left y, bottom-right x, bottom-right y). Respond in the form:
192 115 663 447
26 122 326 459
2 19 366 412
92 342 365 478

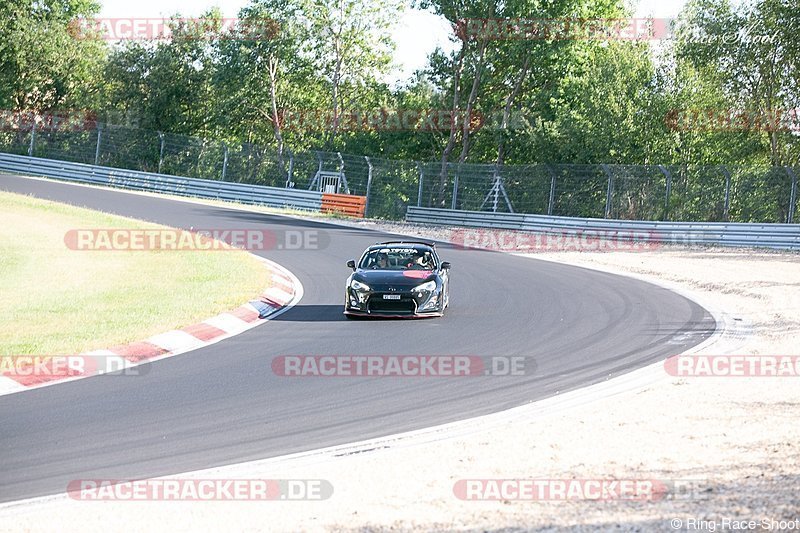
0 191 269 355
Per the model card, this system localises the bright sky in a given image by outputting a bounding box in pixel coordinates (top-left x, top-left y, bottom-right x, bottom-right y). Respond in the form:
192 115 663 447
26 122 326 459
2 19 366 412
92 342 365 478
98 0 689 85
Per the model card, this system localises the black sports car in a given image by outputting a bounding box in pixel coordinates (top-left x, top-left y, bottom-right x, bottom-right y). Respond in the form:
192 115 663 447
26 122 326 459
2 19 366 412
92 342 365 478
344 241 450 318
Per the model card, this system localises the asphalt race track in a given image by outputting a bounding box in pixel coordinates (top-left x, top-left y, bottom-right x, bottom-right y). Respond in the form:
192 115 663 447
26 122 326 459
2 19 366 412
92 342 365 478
0 174 715 503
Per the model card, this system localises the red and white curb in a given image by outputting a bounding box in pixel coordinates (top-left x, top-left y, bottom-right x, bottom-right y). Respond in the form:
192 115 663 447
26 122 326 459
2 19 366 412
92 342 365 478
0 256 303 397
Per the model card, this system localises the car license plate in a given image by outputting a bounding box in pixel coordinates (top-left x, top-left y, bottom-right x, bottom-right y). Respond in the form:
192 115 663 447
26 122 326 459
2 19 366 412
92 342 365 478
382 294 401 300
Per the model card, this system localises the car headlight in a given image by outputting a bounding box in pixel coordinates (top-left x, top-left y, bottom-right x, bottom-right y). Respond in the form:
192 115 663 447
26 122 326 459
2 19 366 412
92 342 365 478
414 280 437 292
350 279 370 292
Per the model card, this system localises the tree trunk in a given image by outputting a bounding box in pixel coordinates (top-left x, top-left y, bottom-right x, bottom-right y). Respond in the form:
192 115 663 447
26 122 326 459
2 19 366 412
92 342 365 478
457 39 487 165
437 45 465 206
267 55 285 175
326 34 344 149
495 56 530 167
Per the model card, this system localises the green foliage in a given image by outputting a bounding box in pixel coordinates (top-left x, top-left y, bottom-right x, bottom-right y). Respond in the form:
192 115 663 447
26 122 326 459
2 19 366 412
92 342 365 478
675 0 799 166
0 0 106 111
102 10 222 134
2 0 798 222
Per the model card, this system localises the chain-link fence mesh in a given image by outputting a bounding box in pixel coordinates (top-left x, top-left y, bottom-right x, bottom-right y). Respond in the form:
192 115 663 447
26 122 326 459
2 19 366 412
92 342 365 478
0 122 797 223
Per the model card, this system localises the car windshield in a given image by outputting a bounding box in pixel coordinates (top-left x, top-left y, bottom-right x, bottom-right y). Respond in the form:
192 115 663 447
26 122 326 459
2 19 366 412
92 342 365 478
359 247 435 270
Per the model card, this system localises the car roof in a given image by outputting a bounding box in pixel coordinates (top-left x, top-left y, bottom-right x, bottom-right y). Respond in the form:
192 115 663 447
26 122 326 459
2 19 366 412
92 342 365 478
367 241 435 252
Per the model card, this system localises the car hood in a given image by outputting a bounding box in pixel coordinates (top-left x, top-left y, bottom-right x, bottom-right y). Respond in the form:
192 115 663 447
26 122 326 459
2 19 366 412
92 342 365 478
354 269 436 289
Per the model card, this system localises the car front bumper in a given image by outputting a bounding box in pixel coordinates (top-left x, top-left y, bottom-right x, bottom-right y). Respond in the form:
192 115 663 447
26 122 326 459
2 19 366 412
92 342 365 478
345 289 444 318
343 308 444 318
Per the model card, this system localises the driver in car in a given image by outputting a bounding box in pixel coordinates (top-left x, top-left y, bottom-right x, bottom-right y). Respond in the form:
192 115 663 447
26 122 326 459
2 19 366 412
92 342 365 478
375 253 389 269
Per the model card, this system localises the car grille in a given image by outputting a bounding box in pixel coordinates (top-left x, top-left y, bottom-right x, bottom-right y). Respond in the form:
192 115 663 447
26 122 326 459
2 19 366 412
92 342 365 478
367 295 417 314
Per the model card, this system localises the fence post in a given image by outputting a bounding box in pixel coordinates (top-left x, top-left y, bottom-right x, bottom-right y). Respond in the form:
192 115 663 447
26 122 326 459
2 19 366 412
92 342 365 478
196 139 206 177
787 167 797 224
451 171 459 210
546 164 556 215
659 164 672 220
491 164 500 212
309 151 323 191
364 156 373 218
157 132 165 174
286 150 294 187
221 144 229 181
28 122 36 156
721 166 732 221
417 162 424 207
94 124 103 165
602 164 613 218
336 151 350 194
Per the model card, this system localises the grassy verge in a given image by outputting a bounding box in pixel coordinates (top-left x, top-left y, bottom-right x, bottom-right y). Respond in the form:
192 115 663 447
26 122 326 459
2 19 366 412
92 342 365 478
0 191 269 355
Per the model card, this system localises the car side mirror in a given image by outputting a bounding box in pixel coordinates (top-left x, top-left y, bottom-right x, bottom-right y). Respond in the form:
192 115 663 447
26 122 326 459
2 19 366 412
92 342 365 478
440 262 451 270
346 259 356 270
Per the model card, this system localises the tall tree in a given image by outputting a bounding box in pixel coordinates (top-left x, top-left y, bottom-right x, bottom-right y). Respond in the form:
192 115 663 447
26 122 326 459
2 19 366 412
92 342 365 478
103 10 225 134
0 0 106 113
298 0 402 146
214 0 321 162
675 0 799 165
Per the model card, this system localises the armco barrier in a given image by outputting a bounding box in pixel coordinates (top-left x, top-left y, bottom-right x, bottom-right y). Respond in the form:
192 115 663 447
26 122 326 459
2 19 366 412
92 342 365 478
0 153 339 213
406 206 800 250
321 193 367 217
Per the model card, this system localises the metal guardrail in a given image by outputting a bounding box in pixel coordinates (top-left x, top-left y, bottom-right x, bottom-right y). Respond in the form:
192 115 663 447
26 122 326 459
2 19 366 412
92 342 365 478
7 121 798 223
0 153 324 211
406 206 800 250
1 153 796 248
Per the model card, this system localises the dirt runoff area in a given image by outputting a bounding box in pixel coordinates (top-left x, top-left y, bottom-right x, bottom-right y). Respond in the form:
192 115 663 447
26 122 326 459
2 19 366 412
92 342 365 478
3 222 800 532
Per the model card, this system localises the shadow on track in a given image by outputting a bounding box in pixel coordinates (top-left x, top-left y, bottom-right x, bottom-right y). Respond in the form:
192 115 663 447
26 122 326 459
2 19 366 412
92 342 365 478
272 304 350 322
273 304 438 322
